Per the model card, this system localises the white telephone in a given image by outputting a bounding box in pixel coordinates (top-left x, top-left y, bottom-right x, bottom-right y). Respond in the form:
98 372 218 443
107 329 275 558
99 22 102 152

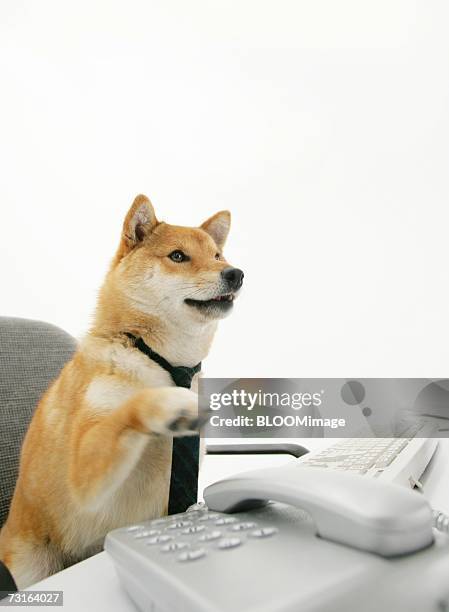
104 464 447 612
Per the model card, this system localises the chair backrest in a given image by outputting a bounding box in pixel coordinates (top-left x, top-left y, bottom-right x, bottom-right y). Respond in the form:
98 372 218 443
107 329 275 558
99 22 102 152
0 317 76 527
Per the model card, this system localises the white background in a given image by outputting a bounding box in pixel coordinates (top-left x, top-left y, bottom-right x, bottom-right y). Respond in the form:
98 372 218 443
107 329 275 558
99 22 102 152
1 1 449 378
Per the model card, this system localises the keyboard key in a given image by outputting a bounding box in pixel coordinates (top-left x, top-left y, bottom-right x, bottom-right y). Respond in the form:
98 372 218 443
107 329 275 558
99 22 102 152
375 455 395 468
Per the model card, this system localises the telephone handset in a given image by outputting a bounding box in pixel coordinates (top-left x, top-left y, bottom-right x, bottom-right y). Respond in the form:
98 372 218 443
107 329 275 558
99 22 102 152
106 465 436 612
203 464 434 557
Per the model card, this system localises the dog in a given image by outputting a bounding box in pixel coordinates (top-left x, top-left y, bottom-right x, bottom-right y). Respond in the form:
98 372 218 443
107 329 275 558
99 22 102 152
0 195 243 588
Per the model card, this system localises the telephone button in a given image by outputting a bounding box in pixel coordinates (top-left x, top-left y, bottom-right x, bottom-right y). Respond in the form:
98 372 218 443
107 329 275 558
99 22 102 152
134 529 161 539
149 518 171 526
215 517 237 526
230 522 257 531
166 521 192 530
177 548 206 562
198 513 219 522
145 535 173 545
217 537 242 550
126 525 145 532
181 525 206 535
199 530 222 542
160 541 190 553
249 527 278 538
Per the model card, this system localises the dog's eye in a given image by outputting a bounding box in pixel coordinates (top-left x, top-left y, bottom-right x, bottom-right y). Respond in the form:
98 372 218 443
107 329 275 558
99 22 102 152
215 253 221 260
169 250 189 263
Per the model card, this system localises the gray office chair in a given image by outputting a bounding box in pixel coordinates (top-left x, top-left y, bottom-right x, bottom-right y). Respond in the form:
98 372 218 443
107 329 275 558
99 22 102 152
0 317 77 528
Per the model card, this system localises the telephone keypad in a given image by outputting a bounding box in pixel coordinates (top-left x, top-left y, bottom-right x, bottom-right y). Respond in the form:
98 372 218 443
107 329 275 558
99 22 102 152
121 510 278 562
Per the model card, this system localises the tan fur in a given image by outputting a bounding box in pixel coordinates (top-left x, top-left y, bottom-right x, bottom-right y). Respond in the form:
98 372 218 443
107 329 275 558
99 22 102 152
0 195 238 588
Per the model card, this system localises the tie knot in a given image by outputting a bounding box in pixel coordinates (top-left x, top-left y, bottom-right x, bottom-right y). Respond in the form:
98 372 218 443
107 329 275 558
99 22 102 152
171 366 195 389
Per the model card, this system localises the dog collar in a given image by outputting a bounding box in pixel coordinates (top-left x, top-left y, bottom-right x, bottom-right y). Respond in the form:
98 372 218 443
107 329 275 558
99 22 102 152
124 333 201 389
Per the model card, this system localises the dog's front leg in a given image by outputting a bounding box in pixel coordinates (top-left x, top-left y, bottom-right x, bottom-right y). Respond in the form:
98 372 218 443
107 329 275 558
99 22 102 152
68 387 198 510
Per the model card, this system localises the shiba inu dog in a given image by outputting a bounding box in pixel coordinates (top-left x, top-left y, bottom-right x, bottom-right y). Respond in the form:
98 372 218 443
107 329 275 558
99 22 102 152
0 195 243 588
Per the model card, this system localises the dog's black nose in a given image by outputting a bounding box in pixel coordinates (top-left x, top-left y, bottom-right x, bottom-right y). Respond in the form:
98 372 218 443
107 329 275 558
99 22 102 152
221 267 244 291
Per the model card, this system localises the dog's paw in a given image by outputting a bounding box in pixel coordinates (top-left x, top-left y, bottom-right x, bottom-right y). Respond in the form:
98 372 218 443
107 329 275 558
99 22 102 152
142 387 200 437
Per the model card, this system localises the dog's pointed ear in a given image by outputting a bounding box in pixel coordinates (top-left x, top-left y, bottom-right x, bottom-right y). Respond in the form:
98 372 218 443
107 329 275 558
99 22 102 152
122 194 158 248
200 211 231 250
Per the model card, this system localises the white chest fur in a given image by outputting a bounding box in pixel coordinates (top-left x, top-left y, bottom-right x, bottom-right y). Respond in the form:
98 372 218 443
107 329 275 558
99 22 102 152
69 336 200 554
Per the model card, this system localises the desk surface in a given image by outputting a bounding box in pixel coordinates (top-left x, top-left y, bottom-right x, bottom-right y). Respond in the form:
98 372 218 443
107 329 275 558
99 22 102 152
4 439 449 611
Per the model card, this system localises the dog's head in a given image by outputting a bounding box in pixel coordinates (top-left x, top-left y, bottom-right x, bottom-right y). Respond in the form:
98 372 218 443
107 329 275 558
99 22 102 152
109 195 243 327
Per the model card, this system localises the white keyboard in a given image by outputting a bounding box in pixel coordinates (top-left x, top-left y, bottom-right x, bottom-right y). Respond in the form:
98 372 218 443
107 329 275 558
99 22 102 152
297 422 439 488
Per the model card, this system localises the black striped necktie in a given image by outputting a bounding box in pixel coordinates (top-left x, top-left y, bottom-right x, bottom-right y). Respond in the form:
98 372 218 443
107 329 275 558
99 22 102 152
124 333 200 515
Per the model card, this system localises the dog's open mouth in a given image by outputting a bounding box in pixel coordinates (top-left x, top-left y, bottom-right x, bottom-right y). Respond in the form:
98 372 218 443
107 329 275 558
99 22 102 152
185 293 235 311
